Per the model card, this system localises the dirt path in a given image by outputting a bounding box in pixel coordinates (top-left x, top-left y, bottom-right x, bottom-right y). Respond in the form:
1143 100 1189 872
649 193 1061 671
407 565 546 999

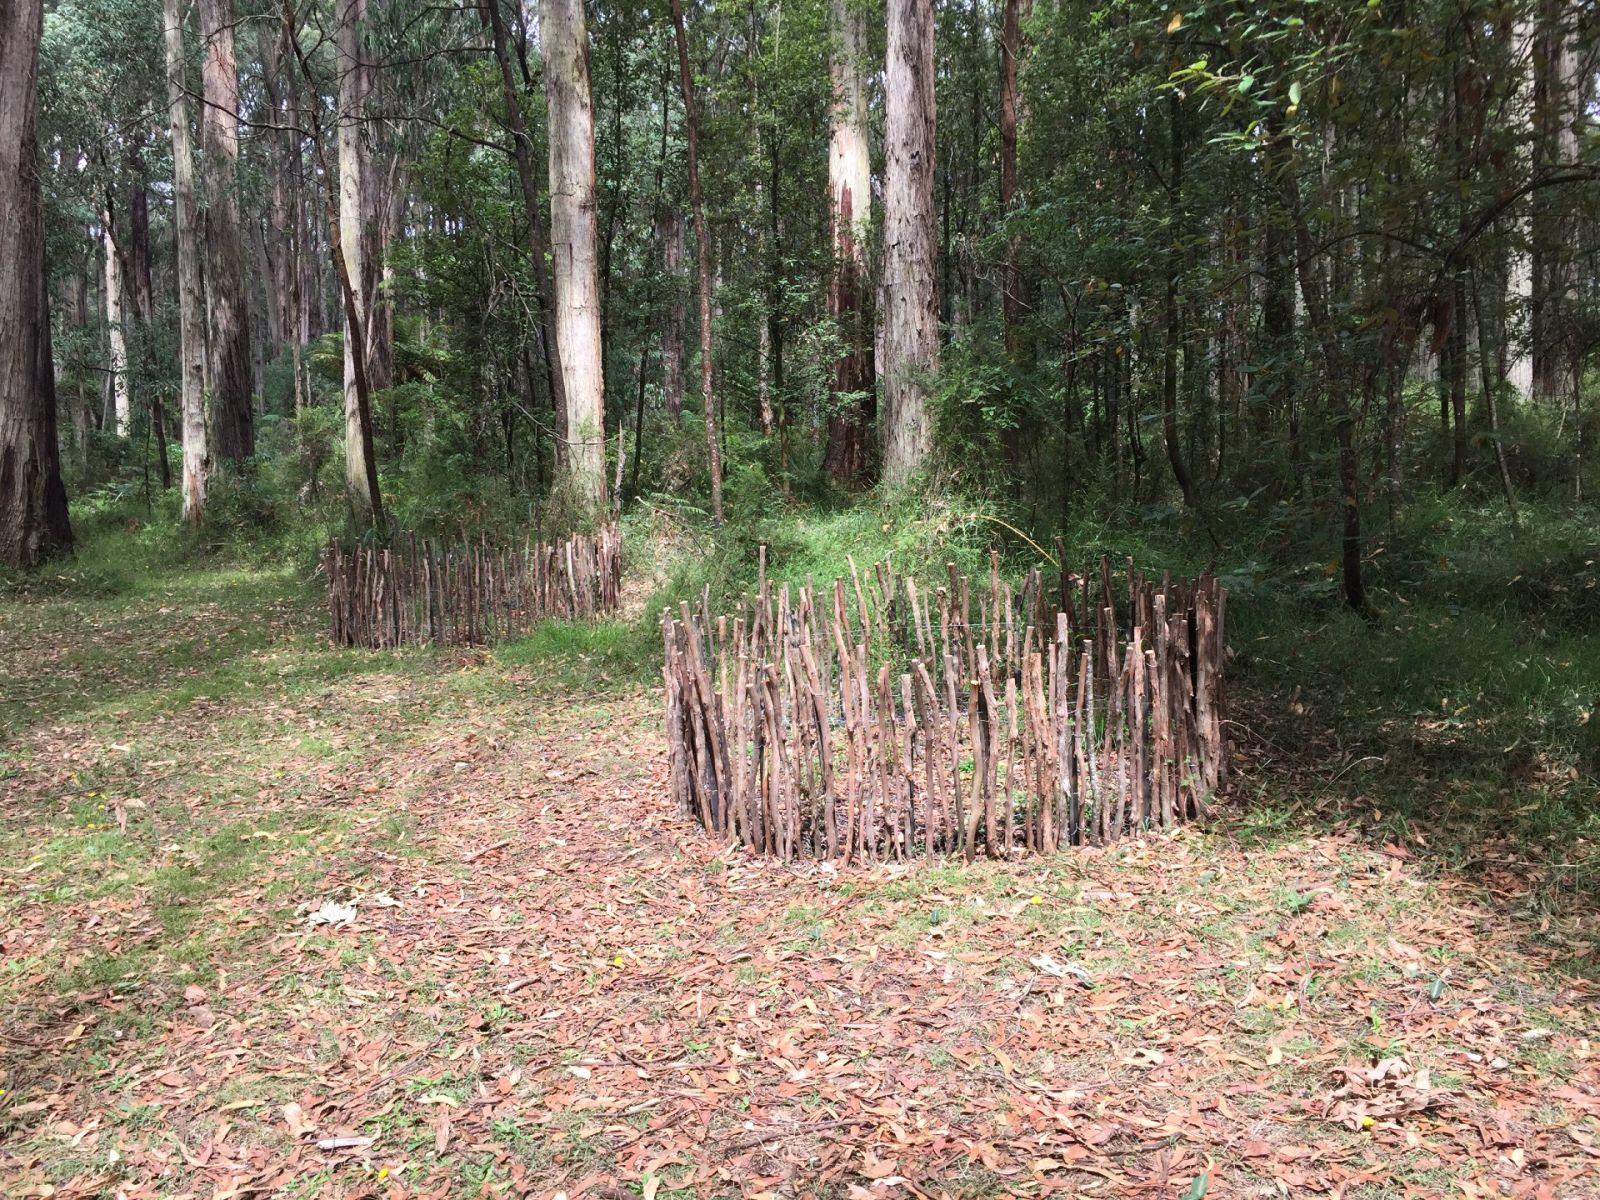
2 574 1597 1198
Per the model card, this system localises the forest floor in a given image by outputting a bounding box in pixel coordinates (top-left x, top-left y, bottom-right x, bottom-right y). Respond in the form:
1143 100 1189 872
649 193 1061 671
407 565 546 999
2 562 1598 1199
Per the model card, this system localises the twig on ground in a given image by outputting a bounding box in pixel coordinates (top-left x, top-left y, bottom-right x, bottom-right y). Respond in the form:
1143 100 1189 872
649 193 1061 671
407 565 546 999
719 1117 869 1151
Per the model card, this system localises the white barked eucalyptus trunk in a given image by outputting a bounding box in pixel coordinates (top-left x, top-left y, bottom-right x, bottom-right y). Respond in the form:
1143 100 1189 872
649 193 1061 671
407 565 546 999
540 0 608 519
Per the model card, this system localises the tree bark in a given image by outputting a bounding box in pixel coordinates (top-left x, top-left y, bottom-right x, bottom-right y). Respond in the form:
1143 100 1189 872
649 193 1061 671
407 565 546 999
365 153 399 396
1162 89 1196 508
124 150 155 323
103 201 132 437
542 0 609 518
0 0 71 567
658 207 685 423
165 0 210 526
1470 277 1519 522
257 21 295 366
123 149 168 487
998 0 1034 368
200 0 254 464
268 21 310 414
1449 275 1468 487
336 0 380 518
1531 0 1581 406
1288 172 1364 614
881 0 938 485
1504 13 1536 399
669 0 722 524
747 13 773 439
822 0 875 484
486 0 564 429
1260 121 1298 485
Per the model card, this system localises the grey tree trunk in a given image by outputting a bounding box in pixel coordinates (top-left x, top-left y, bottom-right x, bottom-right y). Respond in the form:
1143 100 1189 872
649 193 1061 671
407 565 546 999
165 0 210 526
122 150 169 489
748 18 773 439
999 0 1033 365
541 0 608 518
0 0 71 566
669 0 722 524
881 0 938 485
257 21 296 367
124 150 155 323
1505 14 1536 399
282 0 380 520
365 153 399 397
658 208 685 423
486 0 564 426
1531 0 1583 407
200 0 254 464
822 0 875 484
337 0 379 517
103 203 132 436
1161 89 1196 508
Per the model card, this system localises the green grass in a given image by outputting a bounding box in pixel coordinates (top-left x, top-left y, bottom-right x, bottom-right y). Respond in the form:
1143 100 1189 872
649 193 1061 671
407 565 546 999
1220 495 1600 906
495 617 657 690
633 490 1010 625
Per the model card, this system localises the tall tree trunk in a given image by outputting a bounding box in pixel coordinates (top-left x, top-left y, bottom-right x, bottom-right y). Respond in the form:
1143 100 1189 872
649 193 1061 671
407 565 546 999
200 0 254 464
299 120 323 343
1505 13 1536 399
336 0 379 518
124 150 155 323
1531 0 1581 406
998 0 1034 367
747 13 773 439
659 206 685 423
1288 173 1364 614
269 21 309 415
486 0 564 428
1470 278 1519 522
281 0 380 520
1449 275 1468 487
542 0 609 518
1260 125 1298 484
364 153 399 396
123 150 168 487
821 0 875 484
1162 89 1197 508
659 44 684 428
166 0 209 526
258 22 295 365
669 0 722 524
103 201 132 437
881 0 938 485
0 0 71 567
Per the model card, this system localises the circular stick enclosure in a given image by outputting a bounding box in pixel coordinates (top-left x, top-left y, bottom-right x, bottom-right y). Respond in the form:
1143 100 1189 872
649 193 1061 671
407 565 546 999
323 524 621 648
663 551 1226 861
